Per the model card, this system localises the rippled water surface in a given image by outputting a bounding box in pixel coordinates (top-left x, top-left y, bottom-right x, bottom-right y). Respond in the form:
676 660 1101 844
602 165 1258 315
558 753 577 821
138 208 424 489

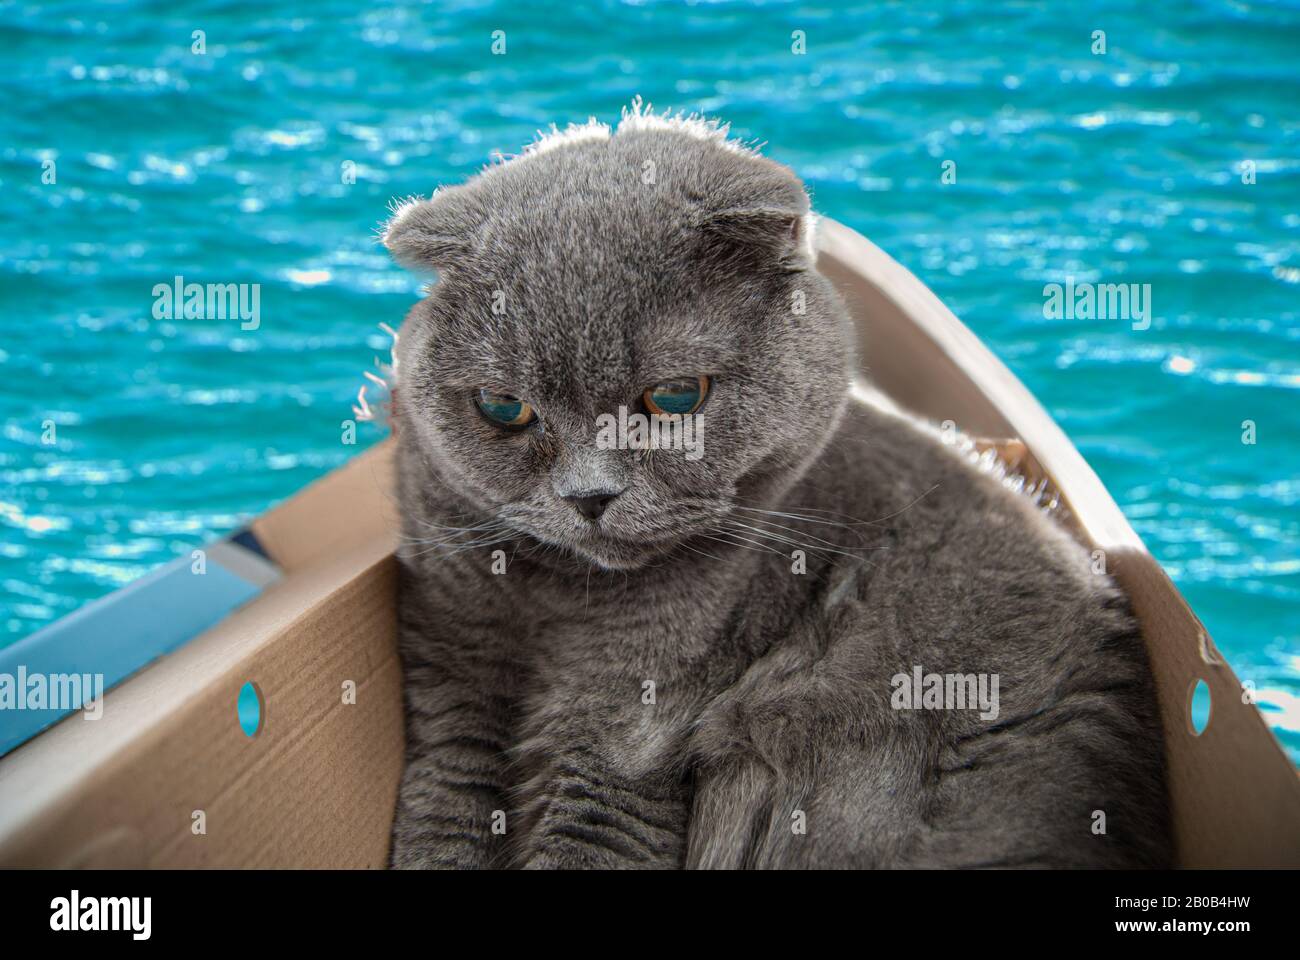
1 1 1297 760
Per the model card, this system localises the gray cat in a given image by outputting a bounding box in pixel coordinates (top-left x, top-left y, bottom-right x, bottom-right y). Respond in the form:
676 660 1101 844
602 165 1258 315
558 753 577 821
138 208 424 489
381 105 1172 869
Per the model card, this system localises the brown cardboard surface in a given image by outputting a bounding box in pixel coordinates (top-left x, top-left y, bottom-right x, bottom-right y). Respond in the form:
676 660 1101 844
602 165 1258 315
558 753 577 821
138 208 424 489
1114 551 1300 868
0 445 403 867
251 442 401 574
1 218 1296 868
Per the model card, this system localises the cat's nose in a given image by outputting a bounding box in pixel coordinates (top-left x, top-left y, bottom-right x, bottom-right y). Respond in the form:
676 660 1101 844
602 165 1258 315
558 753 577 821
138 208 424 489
564 489 623 522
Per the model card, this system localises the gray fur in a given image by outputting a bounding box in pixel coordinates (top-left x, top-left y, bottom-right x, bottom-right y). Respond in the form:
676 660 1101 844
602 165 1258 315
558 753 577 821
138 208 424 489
383 110 1172 869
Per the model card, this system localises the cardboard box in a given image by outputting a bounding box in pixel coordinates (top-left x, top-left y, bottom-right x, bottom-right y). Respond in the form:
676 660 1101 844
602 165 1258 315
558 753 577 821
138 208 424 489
2 218 1297 868
0 450 402 868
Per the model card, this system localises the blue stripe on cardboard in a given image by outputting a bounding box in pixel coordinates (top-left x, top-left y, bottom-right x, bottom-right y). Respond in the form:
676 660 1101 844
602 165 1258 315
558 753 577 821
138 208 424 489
0 552 267 757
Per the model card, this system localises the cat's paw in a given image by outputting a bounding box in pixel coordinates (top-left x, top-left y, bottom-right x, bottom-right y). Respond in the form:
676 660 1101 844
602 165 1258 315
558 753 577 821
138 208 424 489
388 816 494 870
388 835 462 870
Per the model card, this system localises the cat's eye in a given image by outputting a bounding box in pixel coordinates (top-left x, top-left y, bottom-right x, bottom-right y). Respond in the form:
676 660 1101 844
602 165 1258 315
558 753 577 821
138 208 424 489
643 376 710 417
474 388 537 430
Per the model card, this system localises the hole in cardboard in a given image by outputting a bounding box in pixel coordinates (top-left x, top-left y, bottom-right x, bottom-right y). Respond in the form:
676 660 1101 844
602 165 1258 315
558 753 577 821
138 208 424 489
1188 678 1211 736
237 680 264 738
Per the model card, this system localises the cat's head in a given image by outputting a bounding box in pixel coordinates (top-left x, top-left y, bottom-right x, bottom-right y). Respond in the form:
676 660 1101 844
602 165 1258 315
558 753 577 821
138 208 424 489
384 106 853 570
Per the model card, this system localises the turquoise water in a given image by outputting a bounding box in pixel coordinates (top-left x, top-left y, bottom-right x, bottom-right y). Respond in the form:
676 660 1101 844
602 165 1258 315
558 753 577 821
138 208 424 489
1 1 1297 762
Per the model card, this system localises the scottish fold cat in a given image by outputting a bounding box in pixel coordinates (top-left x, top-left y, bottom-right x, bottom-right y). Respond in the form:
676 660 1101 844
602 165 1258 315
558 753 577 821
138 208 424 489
381 105 1171 869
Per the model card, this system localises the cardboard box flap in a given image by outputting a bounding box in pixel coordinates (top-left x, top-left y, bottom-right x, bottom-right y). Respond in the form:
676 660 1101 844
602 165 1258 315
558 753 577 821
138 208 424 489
0 445 402 867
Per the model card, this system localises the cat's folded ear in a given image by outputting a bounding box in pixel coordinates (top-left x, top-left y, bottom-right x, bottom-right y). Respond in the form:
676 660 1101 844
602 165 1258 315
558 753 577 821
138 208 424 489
695 163 816 271
381 187 478 271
